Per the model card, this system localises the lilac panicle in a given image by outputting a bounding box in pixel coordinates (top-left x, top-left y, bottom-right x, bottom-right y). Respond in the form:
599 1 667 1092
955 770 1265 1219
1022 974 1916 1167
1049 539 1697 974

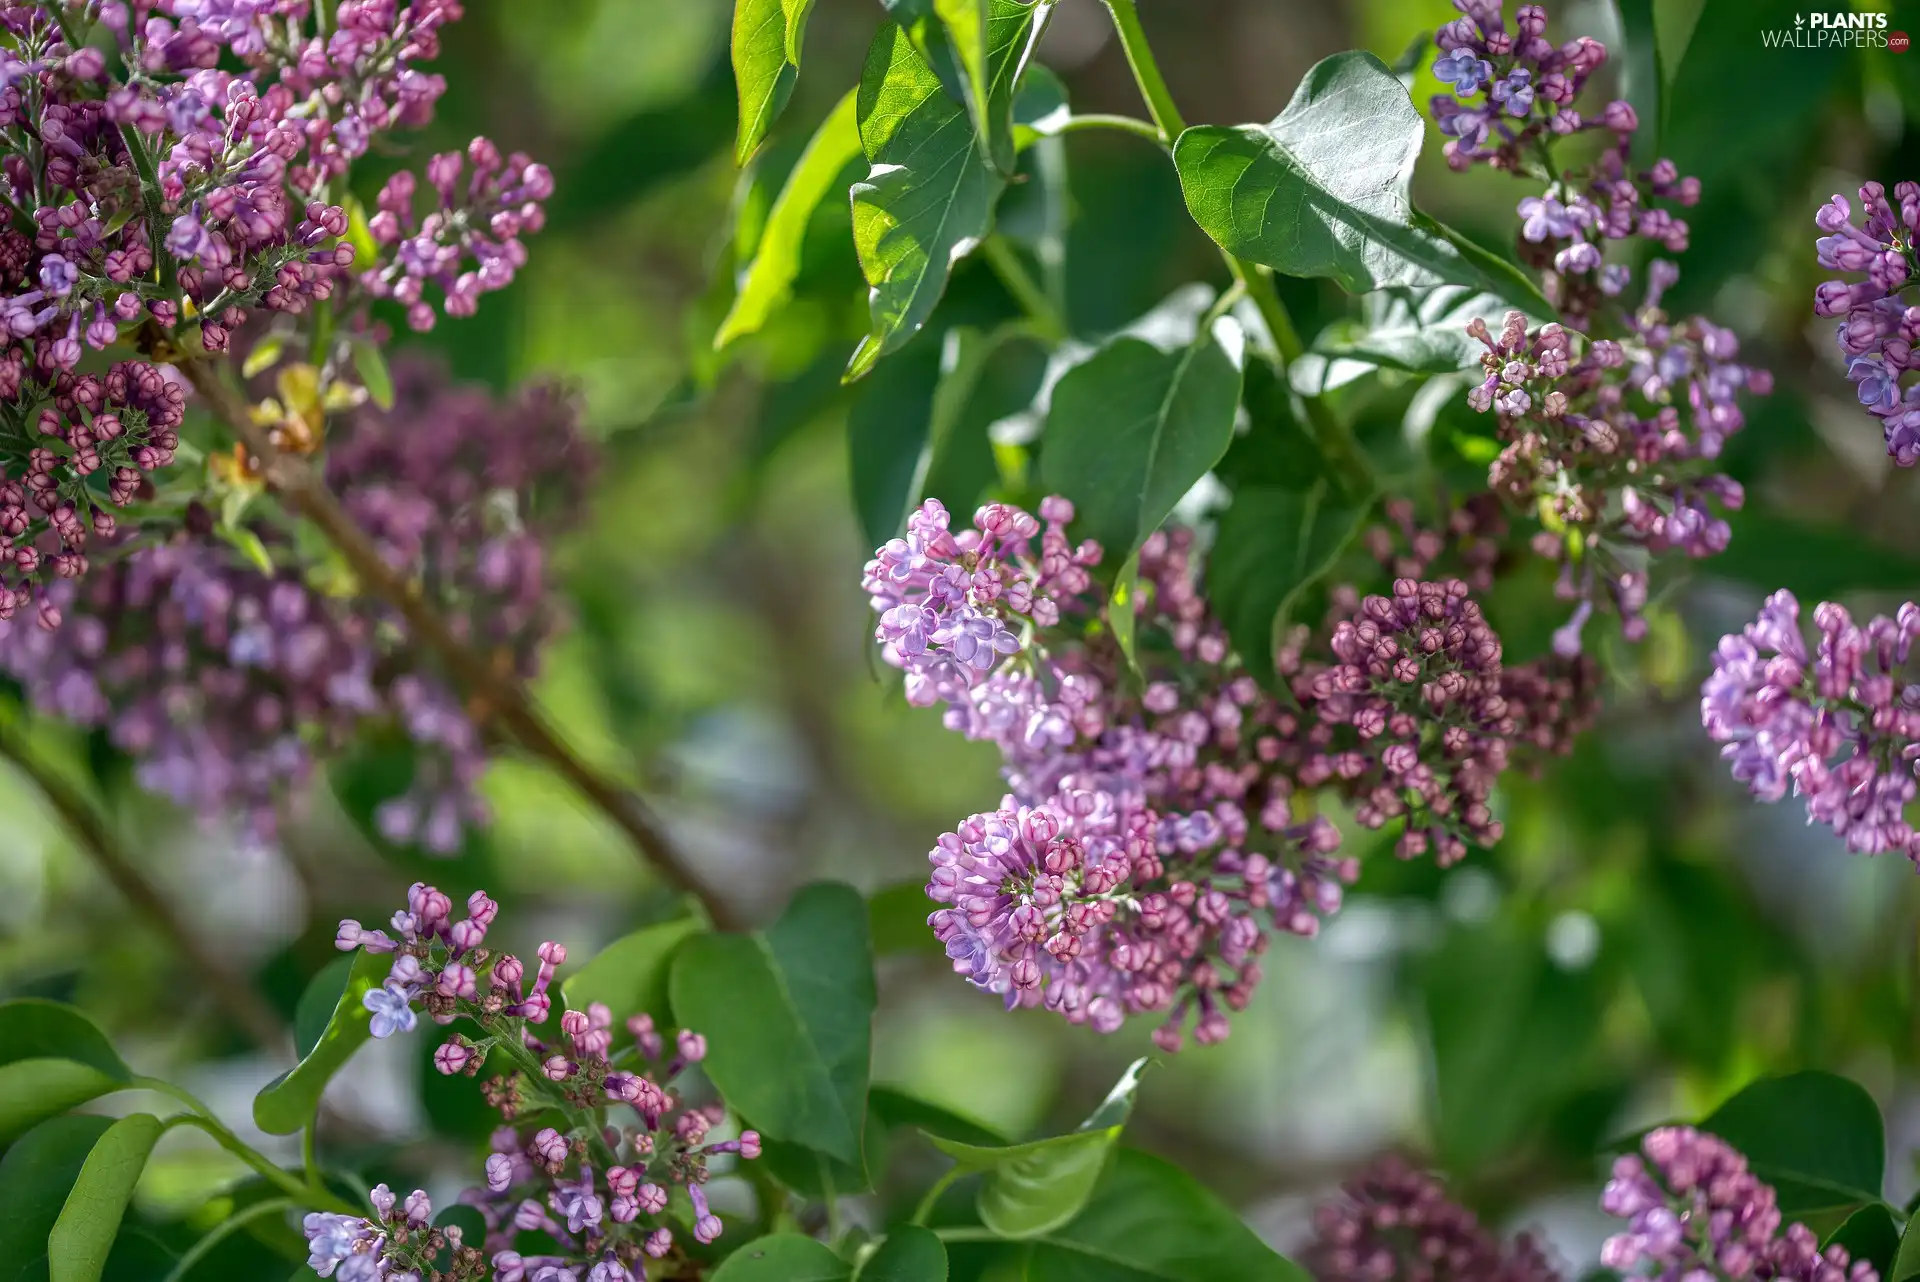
1813 182 1920 466
1601 1126 1879 1281
320 883 758 1281
1303 1155 1562 1282
878 500 1592 1051
1702 590 1920 861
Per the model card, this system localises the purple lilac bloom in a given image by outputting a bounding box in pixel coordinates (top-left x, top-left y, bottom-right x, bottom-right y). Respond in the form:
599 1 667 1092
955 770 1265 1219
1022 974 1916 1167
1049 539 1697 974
1702 590 1920 860
1812 183 1920 465
1600 1126 1879 1281
1466 305 1765 646
322 884 759 1278
1303 1155 1563 1282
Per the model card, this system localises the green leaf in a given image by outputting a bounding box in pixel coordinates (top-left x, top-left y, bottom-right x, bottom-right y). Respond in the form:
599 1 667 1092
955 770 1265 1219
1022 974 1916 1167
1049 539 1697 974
850 328 942 546
1173 51 1553 315
711 1233 852 1281
1699 1072 1885 1218
252 948 391 1136
847 2 1046 380
1108 551 1141 675
1891 1204 1920 1281
349 337 394 411
241 335 285 379
717 90 862 348
0 1115 116 1278
0 1000 132 1146
343 197 378 272
732 0 818 164
869 1087 1008 1148
1206 481 1369 685
292 956 353 1060
858 1225 948 1281
868 881 941 959
48 1113 163 1282
671 882 876 1168
1612 0 1660 161
1314 285 1507 375
1825 1203 1899 1278
928 1059 1146 1239
1025 1149 1307 1281
561 916 704 1028
1039 330 1242 562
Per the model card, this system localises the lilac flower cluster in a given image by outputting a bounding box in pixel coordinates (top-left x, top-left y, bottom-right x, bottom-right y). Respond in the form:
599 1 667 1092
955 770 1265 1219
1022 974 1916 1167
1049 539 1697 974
304 1184 483 1282
319 884 759 1282
0 362 585 852
1428 0 1698 325
1813 183 1920 465
1601 1126 1878 1281
1302 1155 1562 1282
0 359 185 626
1464 294 1765 649
878 499 1598 1049
1701 590 1920 860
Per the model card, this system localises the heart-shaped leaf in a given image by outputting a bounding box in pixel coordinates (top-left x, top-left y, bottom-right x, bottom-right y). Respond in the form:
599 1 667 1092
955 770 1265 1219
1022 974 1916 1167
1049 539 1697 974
561 915 704 1028
847 1 1049 380
1039 328 1243 563
926 1059 1147 1239
0 1000 132 1146
717 89 863 348
48 1113 164 1282
732 0 818 164
1699 1071 1885 1218
1173 51 1552 315
671 882 876 1169
253 948 391 1136
857 1224 947 1281
710 1233 852 1281
1207 481 1370 685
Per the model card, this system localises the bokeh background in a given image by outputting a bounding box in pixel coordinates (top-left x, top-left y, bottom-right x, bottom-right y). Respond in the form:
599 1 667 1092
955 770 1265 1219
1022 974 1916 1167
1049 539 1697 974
5 0 1920 1273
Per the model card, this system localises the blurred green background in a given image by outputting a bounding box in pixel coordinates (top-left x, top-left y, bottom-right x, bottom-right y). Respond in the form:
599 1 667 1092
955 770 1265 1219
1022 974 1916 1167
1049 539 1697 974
7 0 1920 1271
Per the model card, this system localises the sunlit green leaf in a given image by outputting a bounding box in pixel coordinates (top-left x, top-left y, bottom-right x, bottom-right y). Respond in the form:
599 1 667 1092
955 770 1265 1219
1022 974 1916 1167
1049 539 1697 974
1173 52 1552 315
0 1115 116 1276
48 1113 164 1282
253 949 390 1136
732 0 818 164
562 916 704 1028
710 1233 852 1281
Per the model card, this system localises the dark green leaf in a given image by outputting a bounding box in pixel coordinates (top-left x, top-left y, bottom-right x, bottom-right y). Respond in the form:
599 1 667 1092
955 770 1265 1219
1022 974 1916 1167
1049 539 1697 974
922 325 1044 516
561 916 704 1028
0 1001 131 1146
253 948 391 1136
870 1087 1008 1148
670 883 875 1168
847 3 1046 379
1825 1203 1898 1278
292 956 354 1060
47 1113 163 1282
1207 481 1369 685
1039 331 1242 561
710 1233 852 1281
928 1059 1146 1239
1612 0 1659 162
1025 1149 1306 1281
717 90 863 348
849 326 945 546
0 1115 115 1279
732 0 817 164
1700 1072 1884 1217
1173 52 1552 315
868 881 941 959
859 1225 948 1281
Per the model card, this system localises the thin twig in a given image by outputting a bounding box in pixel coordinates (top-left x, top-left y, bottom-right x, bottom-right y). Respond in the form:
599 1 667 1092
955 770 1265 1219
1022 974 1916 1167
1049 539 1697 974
156 335 741 930
0 716 290 1051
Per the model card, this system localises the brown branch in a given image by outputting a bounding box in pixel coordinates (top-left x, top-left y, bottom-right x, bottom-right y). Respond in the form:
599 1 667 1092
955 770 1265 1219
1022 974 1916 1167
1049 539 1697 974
0 717 291 1052
163 340 741 930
